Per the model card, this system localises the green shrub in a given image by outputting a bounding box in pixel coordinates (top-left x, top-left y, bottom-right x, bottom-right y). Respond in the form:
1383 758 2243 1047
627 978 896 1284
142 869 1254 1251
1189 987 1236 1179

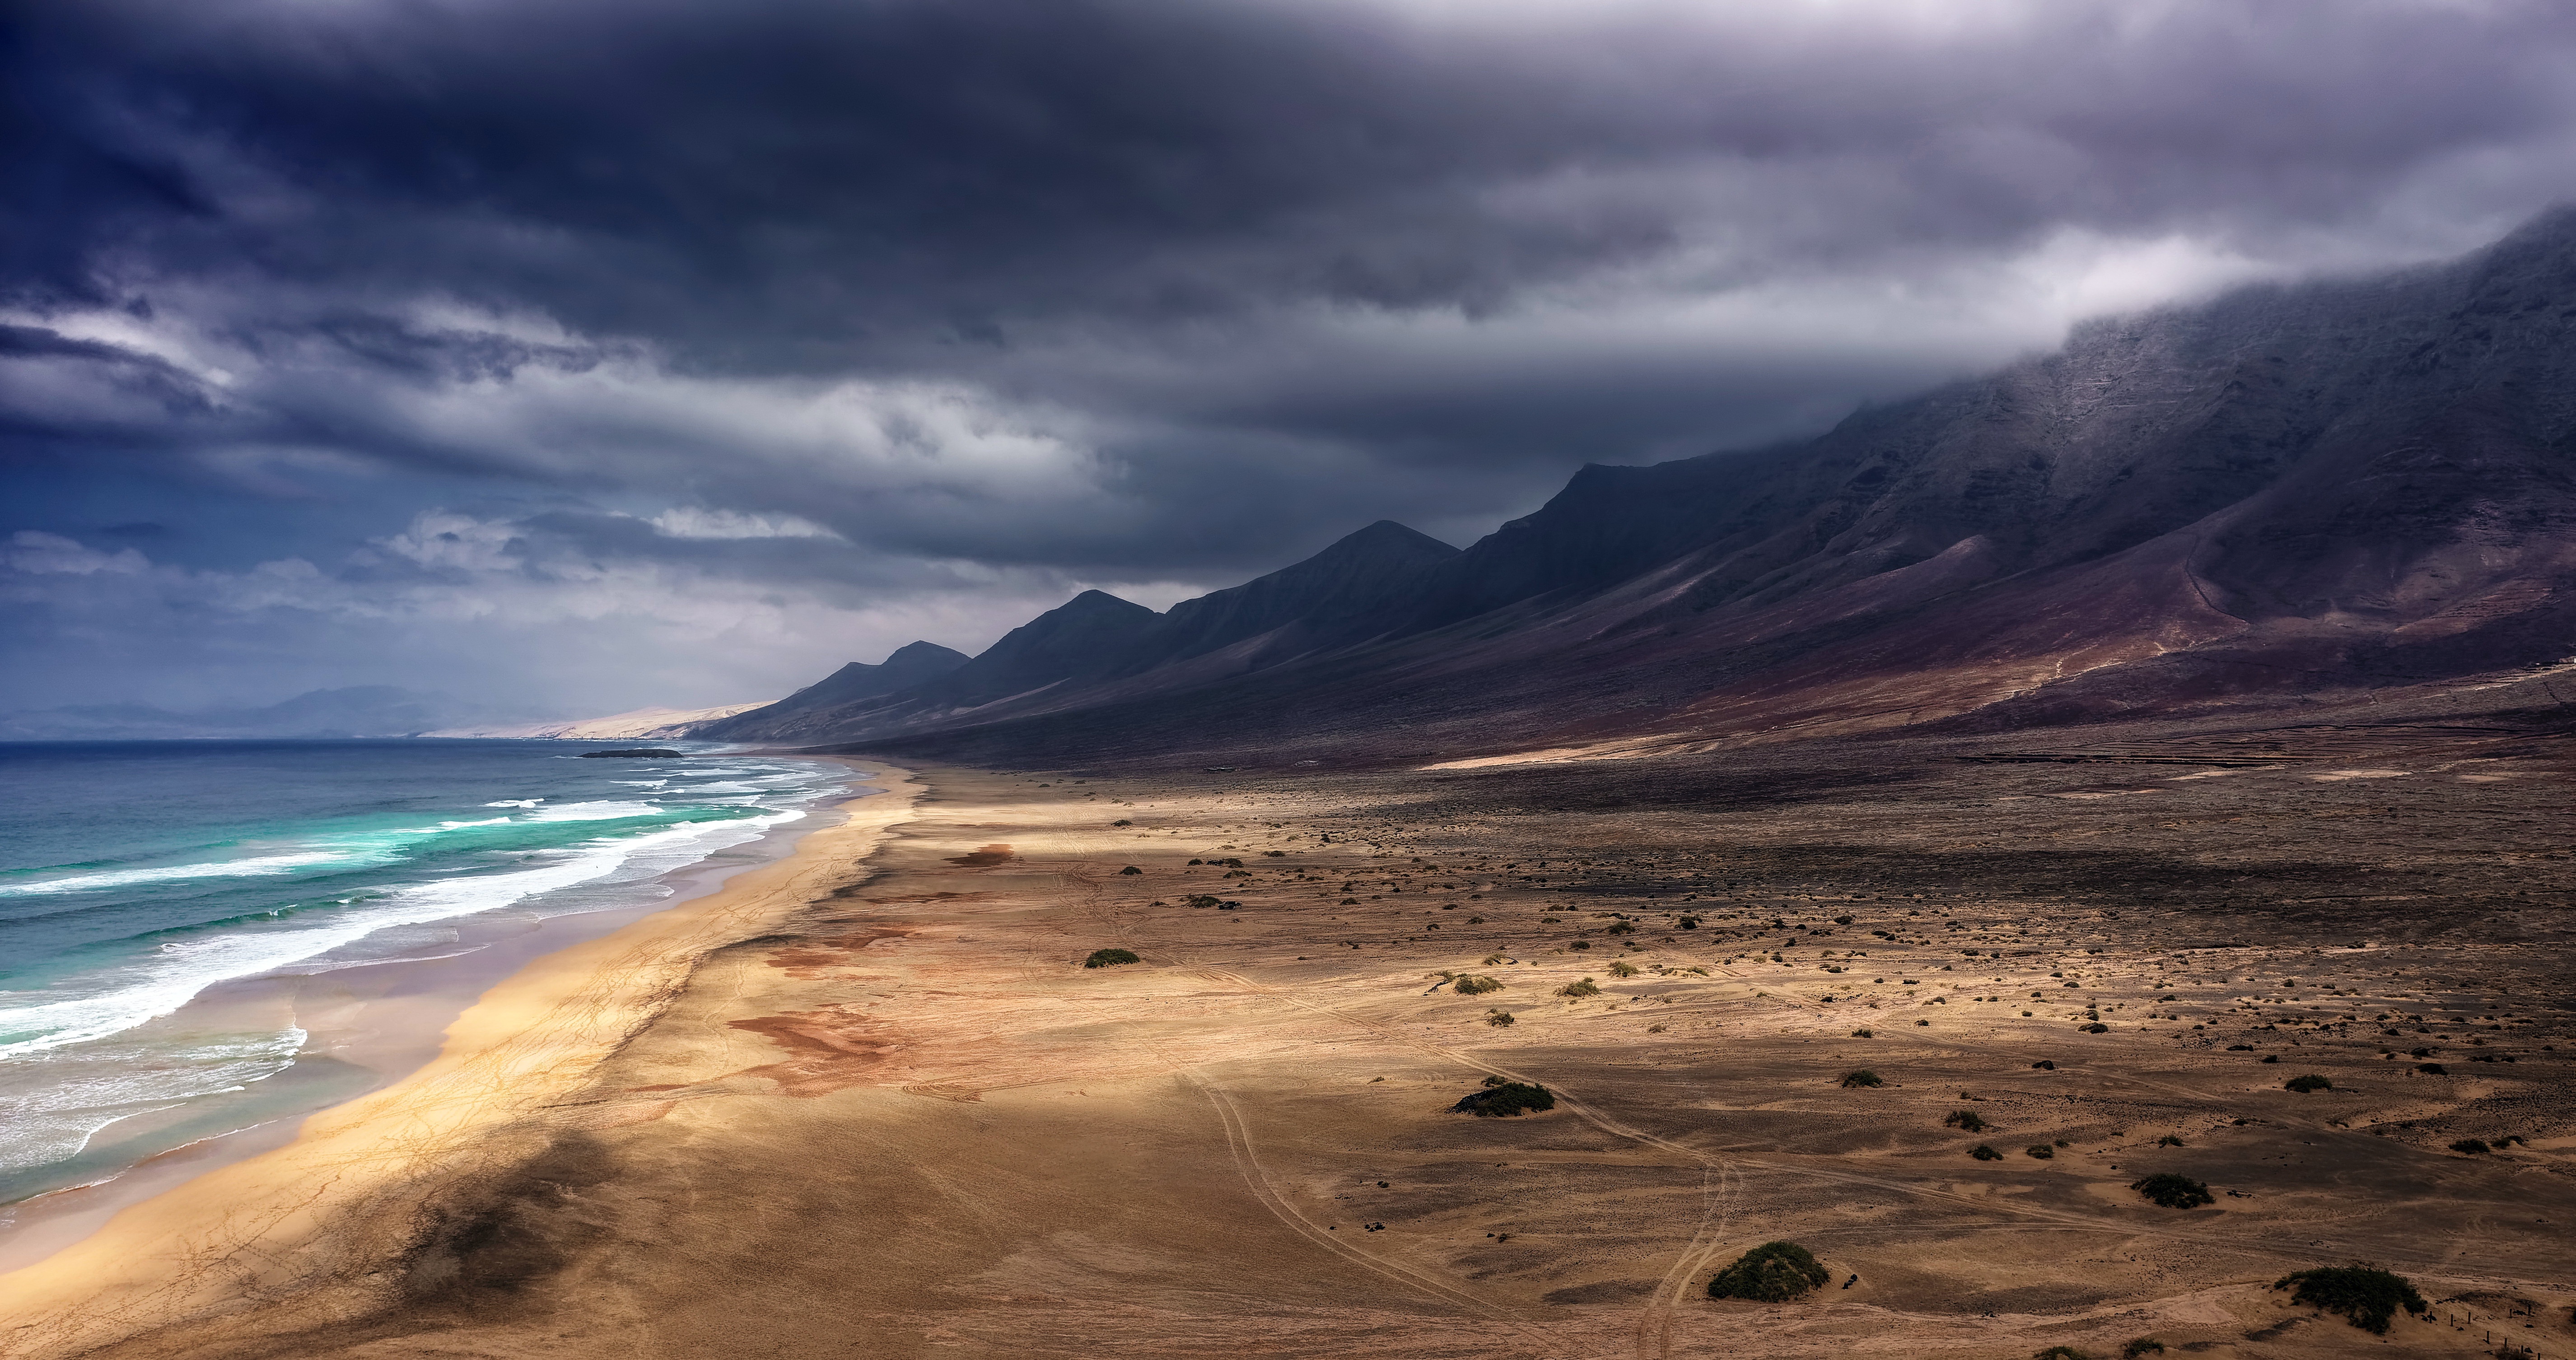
1453 1081 1555 1117
1707 1241 1830 1302
2283 1074 2333 1093
1083 947 1141 968
1840 1070 1884 1088
2273 1267 2426 1334
1486 1010 1515 1027
1452 974 1504 995
1970 1145 2004 1160
1559 978 1602 998
1607 960 1641 977
2129 1173 2213 1209
1945 1110 1989 1133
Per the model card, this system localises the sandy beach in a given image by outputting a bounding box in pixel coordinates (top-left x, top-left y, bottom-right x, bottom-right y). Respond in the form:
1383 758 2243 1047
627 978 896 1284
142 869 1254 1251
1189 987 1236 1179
0 762 920 1358
5 738 2571 1360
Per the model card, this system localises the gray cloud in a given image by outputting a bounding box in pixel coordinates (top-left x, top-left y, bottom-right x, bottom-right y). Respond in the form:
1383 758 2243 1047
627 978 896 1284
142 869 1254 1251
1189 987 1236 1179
8 0 2576 710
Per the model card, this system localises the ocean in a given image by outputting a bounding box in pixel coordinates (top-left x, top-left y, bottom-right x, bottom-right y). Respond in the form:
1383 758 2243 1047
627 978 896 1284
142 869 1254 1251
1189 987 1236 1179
0 739 857 1238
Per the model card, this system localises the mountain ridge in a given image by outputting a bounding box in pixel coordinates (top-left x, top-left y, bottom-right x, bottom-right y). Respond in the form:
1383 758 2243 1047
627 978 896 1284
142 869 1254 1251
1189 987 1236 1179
700 209 2576 765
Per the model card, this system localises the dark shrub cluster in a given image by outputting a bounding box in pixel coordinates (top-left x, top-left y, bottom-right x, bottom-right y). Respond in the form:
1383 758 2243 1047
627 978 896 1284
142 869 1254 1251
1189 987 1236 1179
1970 1145 2005 1160
2273 1267 2426 1333
1944 1110 1989 1132
2129 1173 2213 1209
1840 1070 1884 1089
1083 947 1141 968
1453 1081 1556 1117
2283 1074 2333 1093
1707 1241 1829 1302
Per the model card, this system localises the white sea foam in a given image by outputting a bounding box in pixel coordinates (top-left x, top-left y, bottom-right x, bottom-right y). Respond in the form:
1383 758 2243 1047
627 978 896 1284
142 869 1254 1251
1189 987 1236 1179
0 818 784 1057
482 799 544 807
522 800 664 822
0 1026 306 1175
0 852 361 898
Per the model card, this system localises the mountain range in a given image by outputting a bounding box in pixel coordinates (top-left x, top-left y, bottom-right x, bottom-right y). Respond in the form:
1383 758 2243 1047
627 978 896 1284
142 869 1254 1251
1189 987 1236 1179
700 210 2576 767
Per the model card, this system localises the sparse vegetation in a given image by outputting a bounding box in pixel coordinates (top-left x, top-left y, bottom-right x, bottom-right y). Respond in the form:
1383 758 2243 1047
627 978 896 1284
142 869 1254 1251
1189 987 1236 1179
1840 1069 1884 1088
1453 1081 1555 1117
2129 1173 2213 1209
1851 1028 1875 1038
1559 978 1601 998
1486 1010 1515 1027
1944 1109 1989 1133
1607 960 1640 977
2450 1138 2490 1155
1706 1241 1830 1302
1111 819 1132 827
2033 1348 2094 1360
1970 1145 2004 1160
1118 865 1142 875
2156 1135 2184 1147
2273 1266 2427 1334
1452 974 1504 995
2284 1074 2333 1093
2121 1341 2165 1360
1083 947 1141 968
2025 1144 2054 1159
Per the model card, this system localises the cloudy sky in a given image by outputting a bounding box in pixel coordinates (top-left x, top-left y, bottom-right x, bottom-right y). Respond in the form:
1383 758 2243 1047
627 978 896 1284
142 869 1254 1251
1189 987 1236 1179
8 0 2574 715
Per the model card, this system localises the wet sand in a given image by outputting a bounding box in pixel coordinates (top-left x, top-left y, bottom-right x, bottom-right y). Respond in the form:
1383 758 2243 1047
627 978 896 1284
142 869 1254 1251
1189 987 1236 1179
4 715 2572 1359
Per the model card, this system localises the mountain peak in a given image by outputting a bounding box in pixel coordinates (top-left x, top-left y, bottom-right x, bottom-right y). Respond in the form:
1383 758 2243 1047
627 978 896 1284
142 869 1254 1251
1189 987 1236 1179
1312 520 1458 566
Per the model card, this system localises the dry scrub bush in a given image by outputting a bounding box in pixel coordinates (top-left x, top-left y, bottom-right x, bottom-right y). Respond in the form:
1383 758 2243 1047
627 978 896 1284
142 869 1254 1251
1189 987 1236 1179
2129 1173 2213 1209
1707 1241 1829 1302
2273 1267 2426 1334
1083 947 1141 968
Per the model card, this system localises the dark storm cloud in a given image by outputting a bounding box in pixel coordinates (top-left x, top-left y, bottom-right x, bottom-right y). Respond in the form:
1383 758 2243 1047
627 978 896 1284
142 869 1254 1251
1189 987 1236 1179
8 0 2576 709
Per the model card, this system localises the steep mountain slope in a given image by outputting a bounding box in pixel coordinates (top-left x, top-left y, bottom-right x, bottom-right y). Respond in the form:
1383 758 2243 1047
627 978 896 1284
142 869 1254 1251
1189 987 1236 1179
695 642 966 739
705 522 1462 745
716 209 2576 765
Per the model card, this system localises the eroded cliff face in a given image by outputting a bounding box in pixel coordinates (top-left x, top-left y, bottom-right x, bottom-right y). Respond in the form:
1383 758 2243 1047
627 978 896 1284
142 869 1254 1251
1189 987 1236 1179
705 210 2576 763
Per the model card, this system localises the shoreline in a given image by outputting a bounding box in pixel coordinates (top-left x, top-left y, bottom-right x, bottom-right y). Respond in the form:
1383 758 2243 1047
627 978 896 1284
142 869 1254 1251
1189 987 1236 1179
0 776 850 1276
0 759 919 1357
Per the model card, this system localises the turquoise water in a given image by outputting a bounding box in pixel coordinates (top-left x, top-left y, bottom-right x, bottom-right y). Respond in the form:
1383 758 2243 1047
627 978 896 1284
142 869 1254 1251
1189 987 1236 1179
0 740 854 1210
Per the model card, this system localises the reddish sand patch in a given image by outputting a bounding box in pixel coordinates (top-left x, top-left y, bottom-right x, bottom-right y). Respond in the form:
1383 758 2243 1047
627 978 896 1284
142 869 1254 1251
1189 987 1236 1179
727 1006 905 1097
764 927 912 978
946 843 1016 868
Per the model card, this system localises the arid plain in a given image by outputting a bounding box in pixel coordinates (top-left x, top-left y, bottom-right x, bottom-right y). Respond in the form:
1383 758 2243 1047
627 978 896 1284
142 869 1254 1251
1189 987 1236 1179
8 679 2572 1360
